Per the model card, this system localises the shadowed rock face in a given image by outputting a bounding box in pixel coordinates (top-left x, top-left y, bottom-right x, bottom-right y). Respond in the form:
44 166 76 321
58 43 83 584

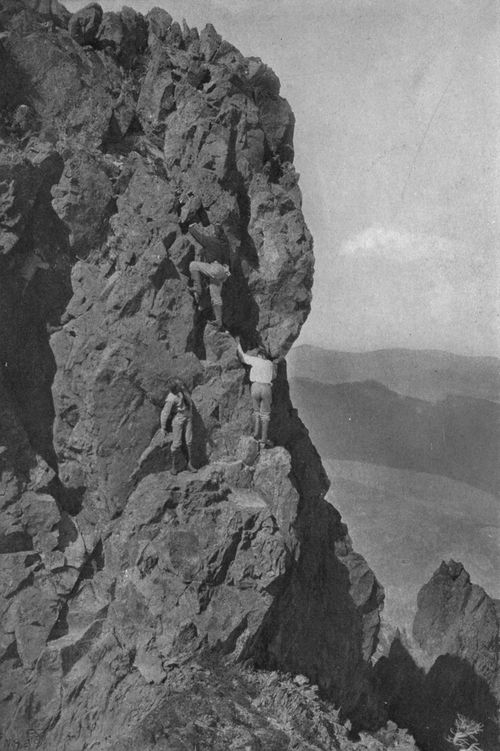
413 560 499 690
375 561 500 751
0 2 383 747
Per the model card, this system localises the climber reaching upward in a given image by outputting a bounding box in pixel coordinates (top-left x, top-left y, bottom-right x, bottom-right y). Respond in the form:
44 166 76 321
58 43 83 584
160 378 195 475
236 337 277 448
188 223 230 331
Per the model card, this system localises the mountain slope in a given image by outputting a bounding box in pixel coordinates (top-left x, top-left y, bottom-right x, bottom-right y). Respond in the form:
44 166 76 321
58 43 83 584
288 350 500 658
289 377 500 496
288 346 500 403
326 459 499 631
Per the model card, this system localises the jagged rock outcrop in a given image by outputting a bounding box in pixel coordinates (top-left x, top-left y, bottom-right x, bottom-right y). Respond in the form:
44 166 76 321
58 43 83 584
68 3 102 46
413 560 499 691
0 2 384 747
376 561 499 751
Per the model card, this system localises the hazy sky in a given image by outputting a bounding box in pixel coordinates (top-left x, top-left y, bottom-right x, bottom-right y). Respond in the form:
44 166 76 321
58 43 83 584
68 0 499 356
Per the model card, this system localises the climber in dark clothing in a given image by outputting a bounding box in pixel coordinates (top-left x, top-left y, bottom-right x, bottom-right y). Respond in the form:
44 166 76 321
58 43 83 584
160 379 195 475
188 224 230 331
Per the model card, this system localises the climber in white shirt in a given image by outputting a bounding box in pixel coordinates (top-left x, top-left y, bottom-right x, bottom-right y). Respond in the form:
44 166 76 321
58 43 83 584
236 337 277 448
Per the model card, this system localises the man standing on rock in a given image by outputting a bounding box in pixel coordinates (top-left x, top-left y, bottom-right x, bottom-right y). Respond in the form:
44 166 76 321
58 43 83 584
160 379 195 475
188 223 230 331
236 337 277 448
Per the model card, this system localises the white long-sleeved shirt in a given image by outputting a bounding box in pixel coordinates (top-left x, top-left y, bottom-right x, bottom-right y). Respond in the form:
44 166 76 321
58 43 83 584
237 344 275 384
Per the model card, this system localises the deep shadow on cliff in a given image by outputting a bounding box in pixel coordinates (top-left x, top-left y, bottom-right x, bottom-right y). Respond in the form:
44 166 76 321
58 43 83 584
376 561 500 751
376 639 498 751
0 2 388 748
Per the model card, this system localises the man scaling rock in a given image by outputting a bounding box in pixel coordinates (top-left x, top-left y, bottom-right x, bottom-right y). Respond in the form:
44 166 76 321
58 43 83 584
236 337 277 448
160 378 196 475
188 223 230 331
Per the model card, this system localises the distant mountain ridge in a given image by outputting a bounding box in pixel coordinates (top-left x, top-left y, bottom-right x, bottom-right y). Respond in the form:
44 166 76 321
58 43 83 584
288 346 500 403
287 344 500 633
288 345 500 750
290 377 500 496
326 458 500 631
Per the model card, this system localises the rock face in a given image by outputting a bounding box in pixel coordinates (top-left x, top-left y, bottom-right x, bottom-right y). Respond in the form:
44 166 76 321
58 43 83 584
68 3 103 47
413 560 499 690
376 561 500 751
0 2 383 747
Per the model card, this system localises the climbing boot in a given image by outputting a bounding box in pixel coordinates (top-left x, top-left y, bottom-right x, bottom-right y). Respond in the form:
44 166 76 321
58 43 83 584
259 439 274 450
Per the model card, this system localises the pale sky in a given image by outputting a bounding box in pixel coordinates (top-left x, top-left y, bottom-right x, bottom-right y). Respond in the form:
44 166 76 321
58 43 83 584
68 0 500 356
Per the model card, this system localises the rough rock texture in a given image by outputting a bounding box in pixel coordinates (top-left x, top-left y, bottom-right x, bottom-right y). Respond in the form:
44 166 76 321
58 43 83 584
376 562 500 751
0 2 384 748
413 560 499 691
82 656 418 751
68 2 103 47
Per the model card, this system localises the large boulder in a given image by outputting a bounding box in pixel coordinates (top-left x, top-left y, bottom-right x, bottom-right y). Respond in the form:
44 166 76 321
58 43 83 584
146 6 172 44
413 560 499 689
25 0 70 28
68 3 103 47
96 7 148 67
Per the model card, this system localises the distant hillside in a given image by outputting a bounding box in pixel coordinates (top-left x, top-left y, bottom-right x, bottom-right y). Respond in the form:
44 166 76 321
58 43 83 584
289 377 500 496
288 346 500 403
326 459 500 632
288 347 500 646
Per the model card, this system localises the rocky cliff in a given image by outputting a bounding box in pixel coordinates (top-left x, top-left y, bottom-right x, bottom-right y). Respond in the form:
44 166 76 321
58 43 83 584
376 561 500 751
413 560 499 690
0 3 384 747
